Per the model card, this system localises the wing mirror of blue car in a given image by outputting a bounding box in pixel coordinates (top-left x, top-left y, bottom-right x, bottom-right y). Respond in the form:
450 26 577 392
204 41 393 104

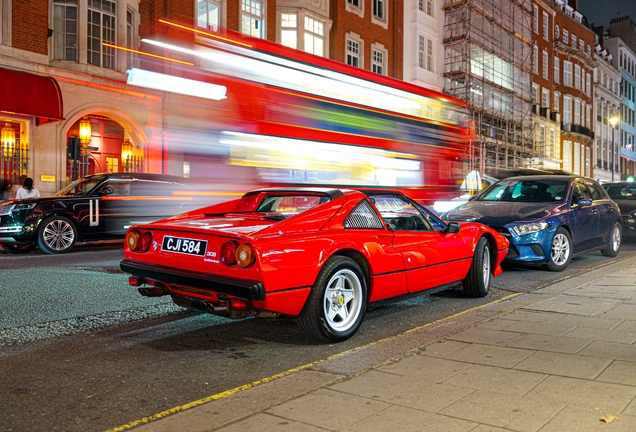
444 222 461 233
577 198 593 207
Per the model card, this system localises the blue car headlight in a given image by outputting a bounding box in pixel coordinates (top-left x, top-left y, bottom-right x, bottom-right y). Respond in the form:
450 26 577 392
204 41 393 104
510 221 549 236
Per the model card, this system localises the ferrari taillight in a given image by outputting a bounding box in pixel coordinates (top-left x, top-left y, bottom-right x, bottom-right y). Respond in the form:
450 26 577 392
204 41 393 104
138 232 153 253
236 244 255 267
221 241 238 265
126 230 152 253
126 230 141 251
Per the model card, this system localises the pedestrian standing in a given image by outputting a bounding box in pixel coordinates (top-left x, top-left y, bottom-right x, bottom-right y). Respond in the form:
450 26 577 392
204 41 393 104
10 174 27 200
16 177 40 199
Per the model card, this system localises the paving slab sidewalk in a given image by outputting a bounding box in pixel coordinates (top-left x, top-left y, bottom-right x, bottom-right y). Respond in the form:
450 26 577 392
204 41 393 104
130 255 636 432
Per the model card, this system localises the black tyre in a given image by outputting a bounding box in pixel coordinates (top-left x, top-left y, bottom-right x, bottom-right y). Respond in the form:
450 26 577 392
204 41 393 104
297 256 367 343
546 227 571 272
37 215 77 254
1 243 36 254
462 237 491 297
601 222 622 257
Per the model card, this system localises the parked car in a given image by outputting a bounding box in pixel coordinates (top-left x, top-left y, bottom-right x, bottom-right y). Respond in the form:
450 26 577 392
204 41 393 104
119 187 509 343
603 182 636 238
443 175 622 271
0 173 208 254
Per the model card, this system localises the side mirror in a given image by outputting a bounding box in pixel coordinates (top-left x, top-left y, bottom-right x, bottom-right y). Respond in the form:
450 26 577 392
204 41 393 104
100 186 114 196
577 198 593 207
444 222 461 233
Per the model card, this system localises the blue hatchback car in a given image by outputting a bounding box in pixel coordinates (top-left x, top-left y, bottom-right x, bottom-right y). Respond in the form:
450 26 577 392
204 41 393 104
444 175 622 271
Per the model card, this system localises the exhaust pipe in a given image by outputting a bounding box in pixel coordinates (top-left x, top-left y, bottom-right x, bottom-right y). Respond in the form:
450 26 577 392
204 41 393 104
138 286 169 297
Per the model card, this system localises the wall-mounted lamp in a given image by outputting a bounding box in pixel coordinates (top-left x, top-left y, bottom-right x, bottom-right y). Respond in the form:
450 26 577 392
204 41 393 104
79 119 92 147
121 139 133 162
1 122 15 148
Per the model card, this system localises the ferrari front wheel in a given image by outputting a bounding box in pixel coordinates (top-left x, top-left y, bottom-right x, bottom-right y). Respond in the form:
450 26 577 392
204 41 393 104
298 256 367 343
462 237 491 297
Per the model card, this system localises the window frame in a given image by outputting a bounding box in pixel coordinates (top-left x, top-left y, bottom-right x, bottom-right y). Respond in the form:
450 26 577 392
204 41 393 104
52 0 78 62
241 0 264 39
346 33 363 68
371 43 387 75
87 0 117 69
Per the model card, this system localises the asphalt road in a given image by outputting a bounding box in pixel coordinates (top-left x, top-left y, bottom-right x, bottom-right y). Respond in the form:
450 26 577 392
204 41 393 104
1 241 635 432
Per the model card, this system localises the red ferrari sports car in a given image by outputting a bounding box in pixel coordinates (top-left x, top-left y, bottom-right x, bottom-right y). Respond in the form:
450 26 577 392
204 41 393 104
120 188 509 342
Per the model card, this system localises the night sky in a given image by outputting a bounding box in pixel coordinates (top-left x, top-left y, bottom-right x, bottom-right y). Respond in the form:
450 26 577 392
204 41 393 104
578 0 636 29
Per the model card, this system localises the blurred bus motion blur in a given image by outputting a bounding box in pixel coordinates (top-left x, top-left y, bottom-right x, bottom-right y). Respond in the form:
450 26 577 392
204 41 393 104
122 20 473 205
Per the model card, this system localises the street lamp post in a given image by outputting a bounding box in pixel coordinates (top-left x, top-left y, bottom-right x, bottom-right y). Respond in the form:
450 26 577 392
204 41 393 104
609 114 619 182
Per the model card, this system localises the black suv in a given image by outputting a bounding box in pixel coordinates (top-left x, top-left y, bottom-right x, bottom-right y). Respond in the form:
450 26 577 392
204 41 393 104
0 173 208 254
603 182 636 238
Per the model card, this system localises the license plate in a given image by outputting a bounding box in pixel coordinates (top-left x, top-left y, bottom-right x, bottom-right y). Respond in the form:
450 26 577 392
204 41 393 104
161 236 207 256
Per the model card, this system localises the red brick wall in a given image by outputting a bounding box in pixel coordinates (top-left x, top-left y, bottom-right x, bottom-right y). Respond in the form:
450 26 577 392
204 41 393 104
329 0 403 79
12 0 48 55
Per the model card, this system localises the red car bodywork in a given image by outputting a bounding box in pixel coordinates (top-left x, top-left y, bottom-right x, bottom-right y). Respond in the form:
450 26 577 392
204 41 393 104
121 188 509 342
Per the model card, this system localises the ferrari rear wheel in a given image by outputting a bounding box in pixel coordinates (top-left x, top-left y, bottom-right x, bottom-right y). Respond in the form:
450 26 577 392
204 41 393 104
298 256 367 343
1 243 37 254
545 227 571 272
462 237 491 297
37 215 78 254
601 222 622 257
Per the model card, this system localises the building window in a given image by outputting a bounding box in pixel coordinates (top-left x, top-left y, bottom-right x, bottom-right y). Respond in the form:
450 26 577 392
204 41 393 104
563 140 572 172
304 16 324 56
242 0 263 38
571 34 577 49
564 96 572 124
372 46 386 75
554 91 560 112
563 29 569 44
554 56 560 83
555 25 560 39
419 0 433 16
533 4 538 33
574 64 581 90
53 0 78 61
564 61 572 87
87 0 116 69
346 37 360 68
579 39 584 52
542 88 549 109
198 0 220 32
548 128 556 157
373 0 385 20
419 35 433 72
539 125 546 151
280 13 297 49
346 0 364 17
542 11 549 40
574 99 581 125
533 45 538 74
586 104 592 128
126 9 134 70
542 50 549 79
586 73 591 96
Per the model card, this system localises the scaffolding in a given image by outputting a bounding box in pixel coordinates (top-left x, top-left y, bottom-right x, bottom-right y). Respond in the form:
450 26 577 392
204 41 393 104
443 0 536 174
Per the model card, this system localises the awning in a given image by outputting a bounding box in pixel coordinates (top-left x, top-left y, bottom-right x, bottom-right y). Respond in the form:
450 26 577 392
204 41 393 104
0 67 64 124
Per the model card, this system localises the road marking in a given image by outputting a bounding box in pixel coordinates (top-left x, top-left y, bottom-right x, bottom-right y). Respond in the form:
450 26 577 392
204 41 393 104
106 292 522 432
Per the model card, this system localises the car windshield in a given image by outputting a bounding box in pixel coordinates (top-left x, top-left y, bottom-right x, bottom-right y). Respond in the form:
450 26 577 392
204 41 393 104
256 195 330 218
479 179 568 203
56 175 107 196
604 184 636 201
